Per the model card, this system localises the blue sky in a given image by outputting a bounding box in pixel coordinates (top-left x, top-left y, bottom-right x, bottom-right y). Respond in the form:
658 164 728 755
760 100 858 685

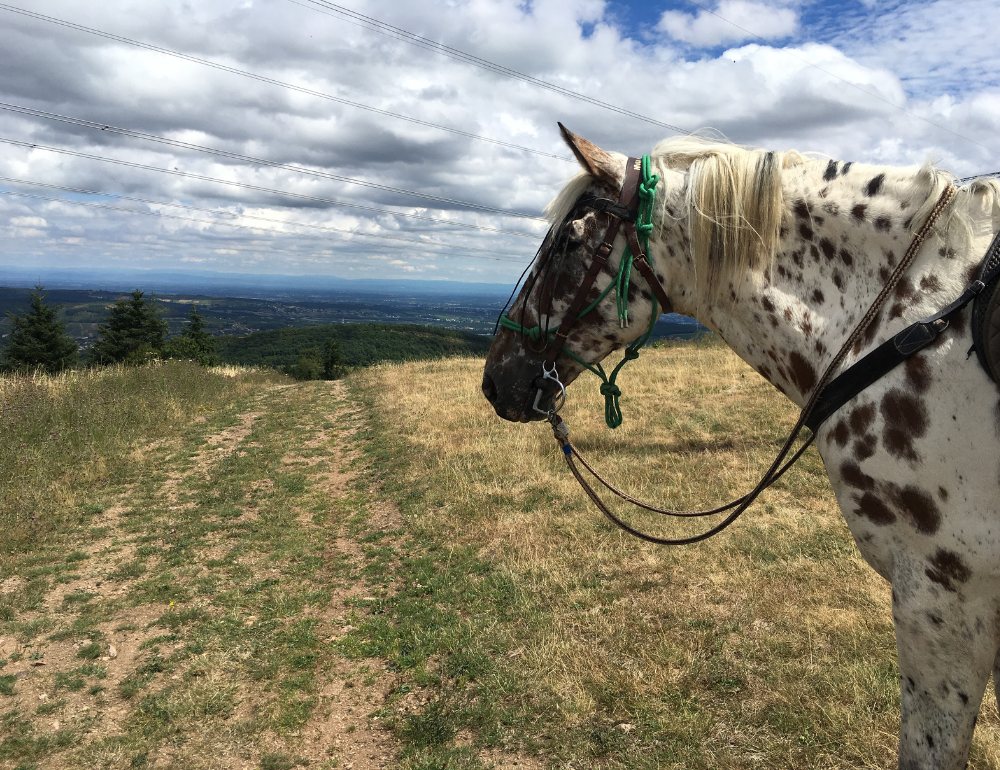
0 0 997 283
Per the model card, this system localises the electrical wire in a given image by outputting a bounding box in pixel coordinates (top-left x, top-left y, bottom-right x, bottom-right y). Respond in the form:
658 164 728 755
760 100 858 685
0 137 540 239
0 2 573 164
0 188 530 264
0 175 532 259
292 0 691 135
0 101 547 221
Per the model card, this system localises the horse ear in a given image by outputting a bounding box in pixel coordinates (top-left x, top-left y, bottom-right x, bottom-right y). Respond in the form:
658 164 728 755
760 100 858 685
558 123 620 186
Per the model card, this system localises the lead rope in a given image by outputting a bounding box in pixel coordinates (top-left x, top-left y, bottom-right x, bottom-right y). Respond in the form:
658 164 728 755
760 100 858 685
553 183 957 545
499 156 660 428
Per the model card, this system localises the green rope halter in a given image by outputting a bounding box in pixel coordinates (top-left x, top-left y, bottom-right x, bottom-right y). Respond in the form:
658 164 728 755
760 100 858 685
499 155 660 429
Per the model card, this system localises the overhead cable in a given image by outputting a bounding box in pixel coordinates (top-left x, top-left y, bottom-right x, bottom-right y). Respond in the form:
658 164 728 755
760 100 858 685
0 137 543 238
0 188 530 264
0 2 572 163
291 0 691 134
0 175 532 259
0 101 547 221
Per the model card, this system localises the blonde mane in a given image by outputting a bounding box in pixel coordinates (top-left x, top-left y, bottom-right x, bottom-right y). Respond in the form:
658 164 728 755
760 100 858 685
651 136 806 300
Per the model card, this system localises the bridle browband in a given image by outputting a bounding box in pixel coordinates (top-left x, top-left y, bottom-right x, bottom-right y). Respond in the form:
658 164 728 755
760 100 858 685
498 155 970 545
542 156 673 373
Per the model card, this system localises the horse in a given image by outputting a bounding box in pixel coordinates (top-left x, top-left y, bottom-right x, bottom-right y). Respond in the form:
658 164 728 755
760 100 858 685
482 124 1000 769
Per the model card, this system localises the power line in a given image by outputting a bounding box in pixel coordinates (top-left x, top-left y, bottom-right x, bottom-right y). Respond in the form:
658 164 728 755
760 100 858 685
0 101 547 221
291 0 692 134
0 175 532 259
0 2 573 164
681 0 996 156
0 188 530 264
0 136 542 238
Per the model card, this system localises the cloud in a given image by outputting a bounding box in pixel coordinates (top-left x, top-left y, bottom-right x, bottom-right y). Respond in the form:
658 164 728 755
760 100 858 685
9 216 47 227
0 0 995 286
657 1 798 47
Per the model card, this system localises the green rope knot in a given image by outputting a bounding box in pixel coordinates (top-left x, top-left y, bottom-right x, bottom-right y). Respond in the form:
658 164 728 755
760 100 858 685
599 382 621 398
623 348 640 362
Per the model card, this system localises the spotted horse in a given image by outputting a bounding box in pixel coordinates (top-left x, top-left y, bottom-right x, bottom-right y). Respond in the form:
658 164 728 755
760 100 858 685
482 125 1000 769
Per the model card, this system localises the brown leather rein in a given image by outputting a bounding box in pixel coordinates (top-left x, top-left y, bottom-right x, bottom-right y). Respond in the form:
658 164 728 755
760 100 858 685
539 159 957 545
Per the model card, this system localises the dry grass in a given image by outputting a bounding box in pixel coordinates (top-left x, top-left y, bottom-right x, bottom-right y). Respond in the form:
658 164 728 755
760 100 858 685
354 340 1000 769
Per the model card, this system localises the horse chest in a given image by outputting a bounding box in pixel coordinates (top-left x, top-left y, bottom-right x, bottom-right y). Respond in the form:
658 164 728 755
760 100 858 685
818 337 1000 587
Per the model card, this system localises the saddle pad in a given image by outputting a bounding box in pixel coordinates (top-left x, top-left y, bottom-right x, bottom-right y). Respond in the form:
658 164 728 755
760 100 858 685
973 238 1000 384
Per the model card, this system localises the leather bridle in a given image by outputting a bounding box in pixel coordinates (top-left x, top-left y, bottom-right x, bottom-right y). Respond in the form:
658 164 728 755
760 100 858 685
528 156 674 417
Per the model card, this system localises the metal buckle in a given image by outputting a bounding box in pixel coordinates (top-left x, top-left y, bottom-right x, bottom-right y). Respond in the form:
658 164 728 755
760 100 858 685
532 362 567 416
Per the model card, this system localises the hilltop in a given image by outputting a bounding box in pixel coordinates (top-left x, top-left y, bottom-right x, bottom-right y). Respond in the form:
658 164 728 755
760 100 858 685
0 341 954 769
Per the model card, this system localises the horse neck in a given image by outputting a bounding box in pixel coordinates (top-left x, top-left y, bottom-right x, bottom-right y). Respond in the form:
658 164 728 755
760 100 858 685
688 160 945 407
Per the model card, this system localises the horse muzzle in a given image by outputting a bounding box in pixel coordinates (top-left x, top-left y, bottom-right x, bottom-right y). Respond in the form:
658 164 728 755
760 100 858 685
482 363 562 423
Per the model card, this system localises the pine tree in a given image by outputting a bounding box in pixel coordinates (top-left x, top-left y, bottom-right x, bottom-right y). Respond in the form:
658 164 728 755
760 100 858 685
1 286 78 373
293 347 323 380
322 338 346 380
163 305 218 365
89 289 169 365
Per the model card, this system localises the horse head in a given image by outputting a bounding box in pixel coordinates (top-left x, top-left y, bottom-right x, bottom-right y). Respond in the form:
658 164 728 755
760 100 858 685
482 125 675 423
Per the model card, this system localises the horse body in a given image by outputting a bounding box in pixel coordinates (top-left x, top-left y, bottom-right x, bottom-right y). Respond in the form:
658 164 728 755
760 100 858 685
483 127 1000 768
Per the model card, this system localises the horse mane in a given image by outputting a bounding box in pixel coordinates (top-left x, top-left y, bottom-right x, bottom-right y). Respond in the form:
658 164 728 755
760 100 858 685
651 136 808 301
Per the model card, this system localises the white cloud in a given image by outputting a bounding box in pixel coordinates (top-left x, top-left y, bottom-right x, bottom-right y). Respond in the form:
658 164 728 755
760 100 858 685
10 216 47 227
0 0 995 286
657 1 798 47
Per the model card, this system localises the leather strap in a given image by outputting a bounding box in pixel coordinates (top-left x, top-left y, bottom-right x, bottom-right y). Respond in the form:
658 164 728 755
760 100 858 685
806 224 1000 431
544 157 645 366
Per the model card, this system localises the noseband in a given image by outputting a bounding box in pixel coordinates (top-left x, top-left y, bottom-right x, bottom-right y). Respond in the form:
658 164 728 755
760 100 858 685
499 155 674 427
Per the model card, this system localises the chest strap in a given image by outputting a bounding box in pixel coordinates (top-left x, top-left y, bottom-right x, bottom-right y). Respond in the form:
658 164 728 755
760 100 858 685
806 227 1000 431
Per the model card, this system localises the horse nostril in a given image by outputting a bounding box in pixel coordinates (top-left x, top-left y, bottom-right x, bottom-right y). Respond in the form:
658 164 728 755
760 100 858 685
482 373 498 404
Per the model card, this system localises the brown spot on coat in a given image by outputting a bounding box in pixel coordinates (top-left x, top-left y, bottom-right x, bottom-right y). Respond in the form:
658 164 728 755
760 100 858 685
793 200 810 220
851 204 867 222
855 493 896 526
812 288 825 305
839 248 854 267
841 461 875 491
849 403 876 435
854 434 877 461
893 486 941 534
938 487 948 502
864 174 885 197
831 420 850 448
880 388 928 462
788 351 817 395
799 223 814 241
819 238 836 260
920 275 942 293
874 216 892 232
925 550 972 592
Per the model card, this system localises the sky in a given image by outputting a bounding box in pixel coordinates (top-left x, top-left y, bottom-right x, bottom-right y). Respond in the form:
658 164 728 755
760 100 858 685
0 0 997 285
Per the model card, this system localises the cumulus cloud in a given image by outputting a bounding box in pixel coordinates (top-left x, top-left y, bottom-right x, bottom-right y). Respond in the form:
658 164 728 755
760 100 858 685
657 1 798 47
0 0 996 285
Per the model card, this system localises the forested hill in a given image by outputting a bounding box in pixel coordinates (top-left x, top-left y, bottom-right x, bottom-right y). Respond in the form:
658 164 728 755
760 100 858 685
215 323 492 369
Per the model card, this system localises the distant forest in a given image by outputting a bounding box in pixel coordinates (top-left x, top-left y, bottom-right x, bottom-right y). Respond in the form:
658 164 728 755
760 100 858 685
216 323 492 370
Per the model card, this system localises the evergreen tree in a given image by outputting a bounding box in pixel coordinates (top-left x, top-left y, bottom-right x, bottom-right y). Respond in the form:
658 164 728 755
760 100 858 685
1 286 78 373
163 305 218 365
322 338 346 380
292 347 323 380
89 290 169 365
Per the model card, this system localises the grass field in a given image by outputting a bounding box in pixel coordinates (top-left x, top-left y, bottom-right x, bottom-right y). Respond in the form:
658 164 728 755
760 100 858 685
2 344 999 769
